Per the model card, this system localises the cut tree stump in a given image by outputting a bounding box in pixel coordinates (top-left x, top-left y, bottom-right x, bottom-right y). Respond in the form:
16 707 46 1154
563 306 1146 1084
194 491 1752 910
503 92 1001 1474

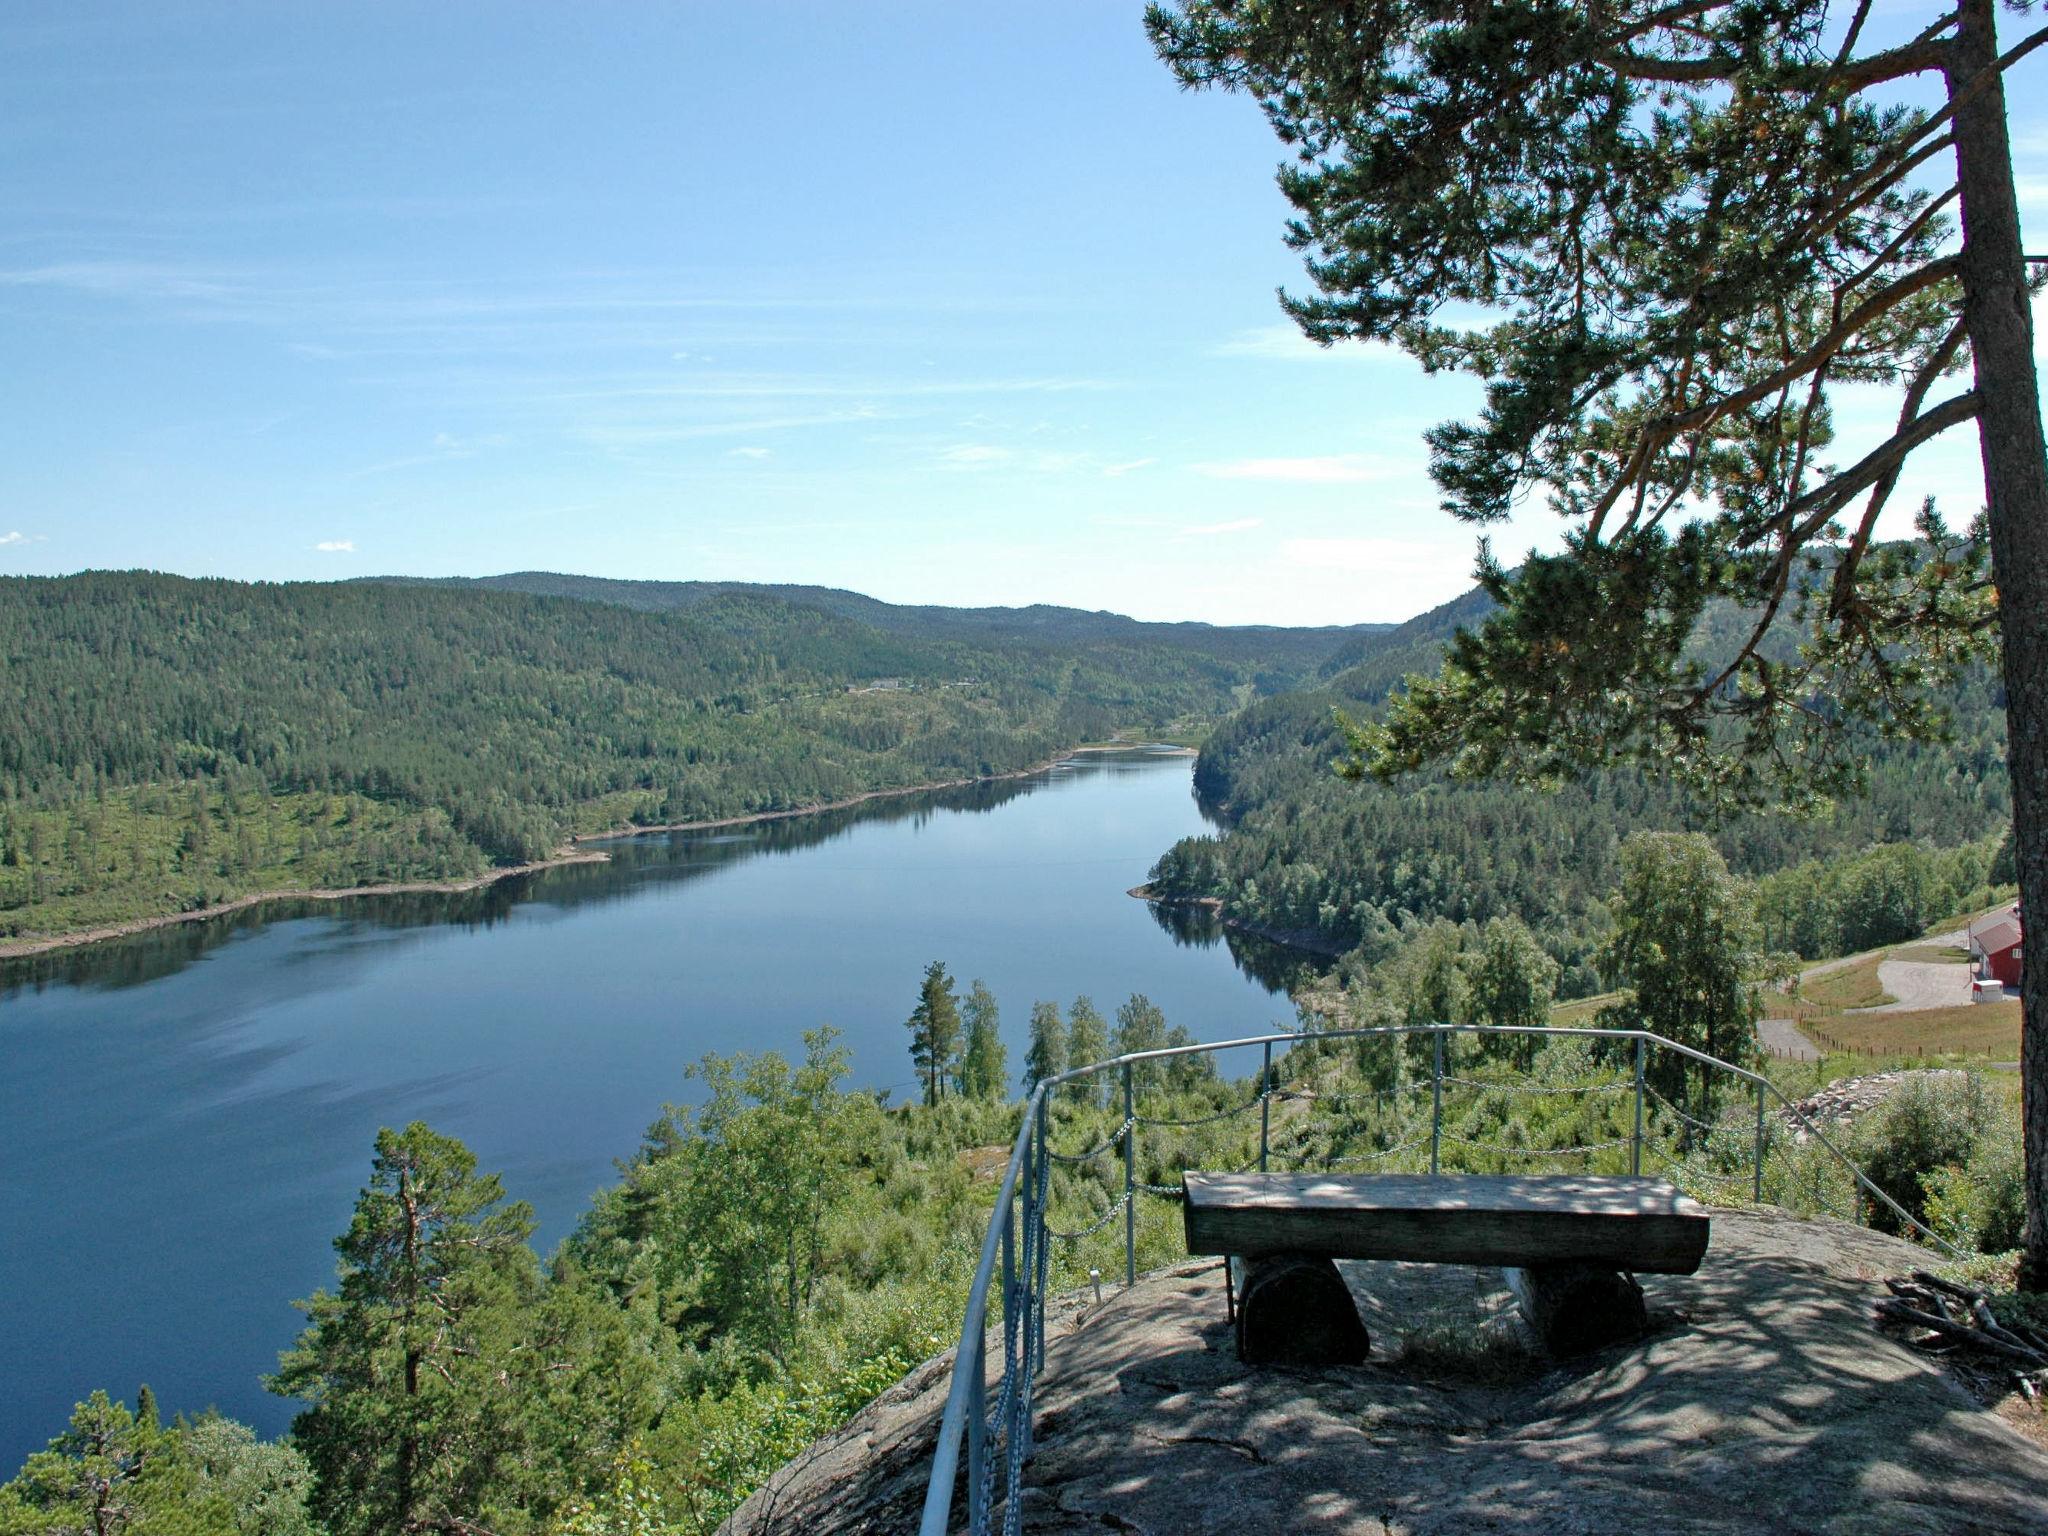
1230 1252 1371 1366
1503 1264 1647 1356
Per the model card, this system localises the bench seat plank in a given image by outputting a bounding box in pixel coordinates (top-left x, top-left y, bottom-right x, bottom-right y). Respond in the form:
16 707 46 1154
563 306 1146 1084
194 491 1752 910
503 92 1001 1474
1182 1172 1710 1275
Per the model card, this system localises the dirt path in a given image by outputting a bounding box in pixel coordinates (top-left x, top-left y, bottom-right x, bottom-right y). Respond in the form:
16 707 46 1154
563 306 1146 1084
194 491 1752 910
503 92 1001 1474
1756 1017 1820 1060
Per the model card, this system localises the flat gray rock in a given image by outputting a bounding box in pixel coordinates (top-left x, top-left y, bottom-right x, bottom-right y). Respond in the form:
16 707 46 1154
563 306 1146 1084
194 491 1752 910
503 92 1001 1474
721 1207 2048 1535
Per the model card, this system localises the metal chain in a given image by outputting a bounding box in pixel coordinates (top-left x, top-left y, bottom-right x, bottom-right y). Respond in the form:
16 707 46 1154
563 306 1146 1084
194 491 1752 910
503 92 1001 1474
1044 1190 1130 1242
1042 1114 1134 1164
1134 1091 1267 1130
1435 1132 1631 1157
1642 1083 1741 1138
1320 1134 1432 1166
1442 1075 1632 1096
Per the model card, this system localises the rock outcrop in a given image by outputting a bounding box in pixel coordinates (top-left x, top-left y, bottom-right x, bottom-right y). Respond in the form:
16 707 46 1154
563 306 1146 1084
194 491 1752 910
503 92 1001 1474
1781 1069 1969 1142
722 1207 2048 1534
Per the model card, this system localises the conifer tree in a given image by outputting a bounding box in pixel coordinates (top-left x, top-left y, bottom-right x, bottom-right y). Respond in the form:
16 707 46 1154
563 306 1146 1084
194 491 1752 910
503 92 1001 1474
271 1123 540 1536
1152 0 2048 1286
905 960 964 1105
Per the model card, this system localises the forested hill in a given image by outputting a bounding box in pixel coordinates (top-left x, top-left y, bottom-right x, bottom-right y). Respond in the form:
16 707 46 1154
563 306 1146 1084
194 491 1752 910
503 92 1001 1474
0 571 1354 943
1151 583 2013 994
368 571 1387 687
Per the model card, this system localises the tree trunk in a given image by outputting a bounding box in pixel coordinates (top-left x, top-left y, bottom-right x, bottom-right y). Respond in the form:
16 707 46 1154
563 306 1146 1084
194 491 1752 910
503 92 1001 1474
1948 0 2048 1292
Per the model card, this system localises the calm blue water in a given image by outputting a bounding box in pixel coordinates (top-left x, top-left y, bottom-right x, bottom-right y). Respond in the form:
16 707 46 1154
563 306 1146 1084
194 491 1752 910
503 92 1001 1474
0 749 1304 1467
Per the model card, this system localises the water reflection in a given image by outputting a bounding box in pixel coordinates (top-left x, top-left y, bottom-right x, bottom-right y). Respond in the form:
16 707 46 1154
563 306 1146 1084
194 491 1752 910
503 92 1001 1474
1 769 1058 999
1140 894 1320 994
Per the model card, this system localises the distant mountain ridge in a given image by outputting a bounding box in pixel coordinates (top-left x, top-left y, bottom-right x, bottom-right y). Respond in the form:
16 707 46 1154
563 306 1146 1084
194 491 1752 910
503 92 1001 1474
360 571 1395 678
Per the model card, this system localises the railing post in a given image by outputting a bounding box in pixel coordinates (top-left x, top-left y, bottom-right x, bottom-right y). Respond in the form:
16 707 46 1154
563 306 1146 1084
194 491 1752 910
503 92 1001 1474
1754 1076 1767 1203
1001 1187 1020 1474
1123 1061 1137 1288
1430 1027 1444 1175
1032 1093 1049 1373
1259 1040 1273 1172
967 1325 986 1536
1632 1035 1646 1177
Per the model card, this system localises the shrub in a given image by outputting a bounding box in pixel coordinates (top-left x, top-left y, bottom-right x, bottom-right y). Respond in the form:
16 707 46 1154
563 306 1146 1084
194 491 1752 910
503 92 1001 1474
1851 1073 2015 1247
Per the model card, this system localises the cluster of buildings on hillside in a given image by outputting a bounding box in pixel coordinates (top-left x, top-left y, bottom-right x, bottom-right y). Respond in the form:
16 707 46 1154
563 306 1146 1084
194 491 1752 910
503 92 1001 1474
1967 903 2024 1000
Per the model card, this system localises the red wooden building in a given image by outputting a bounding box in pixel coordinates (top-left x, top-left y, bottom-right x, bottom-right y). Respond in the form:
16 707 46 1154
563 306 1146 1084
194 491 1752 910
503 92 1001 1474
1968 904 2023 990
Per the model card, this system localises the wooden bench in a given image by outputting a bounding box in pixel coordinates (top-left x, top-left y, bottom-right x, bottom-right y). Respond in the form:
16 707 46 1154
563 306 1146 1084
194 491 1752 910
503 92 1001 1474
1182 1171 1711 1362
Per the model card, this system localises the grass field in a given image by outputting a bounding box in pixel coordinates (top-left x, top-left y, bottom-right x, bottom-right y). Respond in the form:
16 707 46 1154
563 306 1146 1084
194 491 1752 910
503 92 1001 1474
1796 951 1897 1011
1797 999 2020 1060
1888 942 1972 963
1547 991 1624 1027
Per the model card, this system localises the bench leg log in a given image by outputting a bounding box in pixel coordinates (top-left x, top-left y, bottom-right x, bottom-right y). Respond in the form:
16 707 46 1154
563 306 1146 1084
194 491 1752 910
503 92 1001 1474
1229 1253 1370 1366
1503 1264 1646 1356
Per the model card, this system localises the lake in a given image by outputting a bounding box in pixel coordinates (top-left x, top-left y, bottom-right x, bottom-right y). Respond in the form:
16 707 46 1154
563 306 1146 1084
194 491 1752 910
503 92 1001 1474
0 748 1308 1467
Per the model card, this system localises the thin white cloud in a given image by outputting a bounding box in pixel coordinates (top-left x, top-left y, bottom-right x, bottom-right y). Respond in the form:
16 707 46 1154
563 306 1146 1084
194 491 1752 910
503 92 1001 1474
1103 457 1157 477
1177 517 1263 538
728 446 771 460
0 530 38 546
1195 454 1397 484
1213 324 1401 363
575 406 891 447
939 444 1013 468
314 539 356 553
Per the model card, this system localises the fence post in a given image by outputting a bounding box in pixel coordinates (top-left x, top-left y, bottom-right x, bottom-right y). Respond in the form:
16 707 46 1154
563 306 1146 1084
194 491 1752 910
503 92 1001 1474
1753 1076 1767 1203
1259 1040 1273 1172
1632 1035 1646 1177
1430 1027 1444 1175
1123 1061 1136 1288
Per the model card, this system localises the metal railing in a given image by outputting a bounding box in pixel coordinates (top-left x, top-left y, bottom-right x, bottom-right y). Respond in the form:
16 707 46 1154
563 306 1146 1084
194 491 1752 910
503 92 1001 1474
914 1022 1958 1535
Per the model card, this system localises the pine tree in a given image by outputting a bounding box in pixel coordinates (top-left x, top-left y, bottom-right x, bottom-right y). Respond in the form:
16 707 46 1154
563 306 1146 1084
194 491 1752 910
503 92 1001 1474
1150 0 2048 1286
905 961 964 1106
958 979 1007 1101
270 1123 540 1536
1023 1000 1068 1090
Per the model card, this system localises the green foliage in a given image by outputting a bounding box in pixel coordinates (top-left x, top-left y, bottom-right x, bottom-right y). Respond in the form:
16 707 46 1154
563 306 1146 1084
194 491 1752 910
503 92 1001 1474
1149 2 2002 810
1065 997 1111 1107
1755 836 2007 958
1146 586 2008 991
0 1391 311 1536
269 1124 545 1536
957 980 1007 1101
1459 917 1560 1065
905 962 964 1106
1598 834 1767 1102
1856 1074 2022 1249
0 571 1349 941
1023 1000 1068 1089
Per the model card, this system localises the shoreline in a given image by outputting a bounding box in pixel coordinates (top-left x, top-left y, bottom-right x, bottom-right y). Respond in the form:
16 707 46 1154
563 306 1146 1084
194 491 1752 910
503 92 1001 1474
570 742 1196 843
1126 881 1348 960
0 742 1198 962
0 852 615 962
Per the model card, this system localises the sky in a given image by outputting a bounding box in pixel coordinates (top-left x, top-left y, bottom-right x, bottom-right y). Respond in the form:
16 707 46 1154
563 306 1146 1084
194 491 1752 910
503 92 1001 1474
3 2 2043 626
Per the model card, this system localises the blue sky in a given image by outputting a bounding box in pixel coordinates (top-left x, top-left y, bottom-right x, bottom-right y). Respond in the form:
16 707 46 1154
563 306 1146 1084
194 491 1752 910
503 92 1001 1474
2 2 2038 625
